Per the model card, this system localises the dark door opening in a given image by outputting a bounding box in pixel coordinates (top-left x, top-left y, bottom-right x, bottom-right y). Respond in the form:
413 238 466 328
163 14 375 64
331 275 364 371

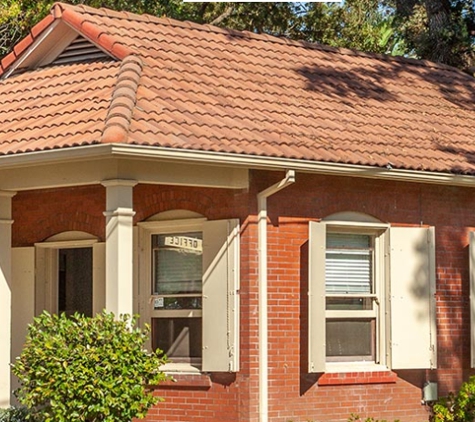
58 248 93 317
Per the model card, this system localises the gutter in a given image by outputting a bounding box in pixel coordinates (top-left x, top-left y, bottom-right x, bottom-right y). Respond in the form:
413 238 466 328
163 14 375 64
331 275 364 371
1 144 475 188
257 170 295 422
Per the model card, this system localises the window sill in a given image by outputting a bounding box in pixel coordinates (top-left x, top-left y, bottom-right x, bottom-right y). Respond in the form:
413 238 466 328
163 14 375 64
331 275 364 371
156 372 211 390
318 364 397 386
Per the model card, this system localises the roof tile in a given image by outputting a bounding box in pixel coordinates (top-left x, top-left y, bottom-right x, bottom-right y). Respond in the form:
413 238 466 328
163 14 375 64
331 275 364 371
2 2 475 176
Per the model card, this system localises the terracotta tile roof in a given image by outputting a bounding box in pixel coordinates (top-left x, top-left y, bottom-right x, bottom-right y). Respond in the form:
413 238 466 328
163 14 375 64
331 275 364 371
1 2 475 175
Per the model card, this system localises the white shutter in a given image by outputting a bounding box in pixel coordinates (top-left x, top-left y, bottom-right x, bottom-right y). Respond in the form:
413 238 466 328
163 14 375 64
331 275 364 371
11 247 35 359
470 232 475 368
202 219 240 372
34 247 49 315
389 226 436 369
92 242 106 316
308 221 326 373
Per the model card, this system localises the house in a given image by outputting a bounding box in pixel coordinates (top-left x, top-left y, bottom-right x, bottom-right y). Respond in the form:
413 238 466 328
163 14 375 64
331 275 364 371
2 2 475 421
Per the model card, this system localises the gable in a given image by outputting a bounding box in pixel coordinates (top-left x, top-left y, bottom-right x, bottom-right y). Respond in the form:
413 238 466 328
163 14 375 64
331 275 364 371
3 20 114 78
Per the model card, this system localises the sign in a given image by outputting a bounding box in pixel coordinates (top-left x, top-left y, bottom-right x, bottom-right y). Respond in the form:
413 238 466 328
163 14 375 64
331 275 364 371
164 235 203 253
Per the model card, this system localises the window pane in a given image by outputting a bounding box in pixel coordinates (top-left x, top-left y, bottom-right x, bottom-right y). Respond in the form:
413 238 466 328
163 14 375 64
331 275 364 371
152 317 202 360
326 233 372 294
326 297 373 311
58 248 93 317
326 319 375 361
152 232 202 295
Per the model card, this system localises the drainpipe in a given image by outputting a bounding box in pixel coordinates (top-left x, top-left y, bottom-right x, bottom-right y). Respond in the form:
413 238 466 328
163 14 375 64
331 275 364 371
257 170 295 422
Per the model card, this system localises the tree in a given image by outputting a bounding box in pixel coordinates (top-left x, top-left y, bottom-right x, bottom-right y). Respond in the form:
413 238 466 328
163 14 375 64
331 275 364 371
391 0 475 70
1 0 474 72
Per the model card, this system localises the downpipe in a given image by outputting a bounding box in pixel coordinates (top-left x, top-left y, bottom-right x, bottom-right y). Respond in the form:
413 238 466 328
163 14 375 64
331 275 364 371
257 170 295 422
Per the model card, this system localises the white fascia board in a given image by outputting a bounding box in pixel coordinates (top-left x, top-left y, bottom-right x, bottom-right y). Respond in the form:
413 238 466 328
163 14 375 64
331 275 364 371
3 20 61 79
0 143 475 188
109 144 475 188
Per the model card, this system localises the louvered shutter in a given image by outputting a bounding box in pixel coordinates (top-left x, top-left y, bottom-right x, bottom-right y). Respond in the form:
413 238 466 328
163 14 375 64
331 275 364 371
202 219 240 372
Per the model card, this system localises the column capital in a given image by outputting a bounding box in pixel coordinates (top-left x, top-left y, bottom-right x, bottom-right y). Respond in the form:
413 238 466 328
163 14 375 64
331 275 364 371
101 179 138 188
103 208 136 218
0 191 16 199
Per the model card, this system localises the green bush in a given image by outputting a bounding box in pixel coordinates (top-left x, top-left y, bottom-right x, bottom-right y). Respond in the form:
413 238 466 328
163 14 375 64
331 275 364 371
12 311 168 422
348 415 400 422
433 376 475 422
0 407 36 422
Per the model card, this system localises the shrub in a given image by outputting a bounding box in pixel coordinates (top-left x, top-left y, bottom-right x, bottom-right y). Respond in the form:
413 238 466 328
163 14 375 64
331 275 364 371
0 407 36 422
12 311 168 422
433 376 475 422
348 415 400 422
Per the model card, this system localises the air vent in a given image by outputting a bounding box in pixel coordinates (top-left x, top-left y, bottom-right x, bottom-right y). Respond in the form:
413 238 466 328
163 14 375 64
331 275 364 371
50 36 112 66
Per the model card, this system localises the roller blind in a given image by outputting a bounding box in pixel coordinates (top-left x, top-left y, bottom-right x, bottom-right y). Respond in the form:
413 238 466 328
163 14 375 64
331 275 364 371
326 233 372 294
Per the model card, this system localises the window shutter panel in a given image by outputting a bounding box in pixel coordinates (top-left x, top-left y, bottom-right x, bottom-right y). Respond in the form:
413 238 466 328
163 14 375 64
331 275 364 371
34 247 49 315
389 227 436 369
11 247 35 363
308 221 326 373
92 242 106 316
202 219 240 372
470 232 475 368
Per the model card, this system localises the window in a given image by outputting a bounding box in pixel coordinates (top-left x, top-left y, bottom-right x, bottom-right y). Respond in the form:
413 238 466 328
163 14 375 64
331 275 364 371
138 215 240 372
34 231 105 317
151 231 203 365
308 216 437 373
325 232 378 362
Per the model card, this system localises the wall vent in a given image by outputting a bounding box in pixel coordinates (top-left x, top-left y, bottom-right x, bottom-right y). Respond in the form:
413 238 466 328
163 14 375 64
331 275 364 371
50 36 112 66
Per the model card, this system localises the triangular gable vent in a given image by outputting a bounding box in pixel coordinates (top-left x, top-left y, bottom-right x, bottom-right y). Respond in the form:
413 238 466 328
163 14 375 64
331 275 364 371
49 36 113 66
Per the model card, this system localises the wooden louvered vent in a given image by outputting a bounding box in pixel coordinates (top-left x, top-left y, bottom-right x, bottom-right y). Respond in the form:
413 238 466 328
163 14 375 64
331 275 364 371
50 36 112 65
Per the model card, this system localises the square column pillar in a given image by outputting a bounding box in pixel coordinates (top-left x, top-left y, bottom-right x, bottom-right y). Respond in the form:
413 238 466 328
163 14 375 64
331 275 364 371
0 191 15 408
101 180 137 317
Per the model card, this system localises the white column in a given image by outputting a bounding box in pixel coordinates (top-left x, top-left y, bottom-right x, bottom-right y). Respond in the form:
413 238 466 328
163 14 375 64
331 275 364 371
101 180 137 317
0 191 15 408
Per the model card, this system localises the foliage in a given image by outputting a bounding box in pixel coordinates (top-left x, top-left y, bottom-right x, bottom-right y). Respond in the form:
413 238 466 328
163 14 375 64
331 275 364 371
348 414 400 422
433 375 475 422
1 0 475 72
12 311 168 422
0 407 37 422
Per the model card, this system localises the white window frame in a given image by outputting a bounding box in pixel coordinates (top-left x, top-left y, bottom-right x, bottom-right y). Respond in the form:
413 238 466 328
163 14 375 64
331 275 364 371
139 217 206 373
325 225 387 366
309 218 437 373
34 231 105 316
138 216 240 374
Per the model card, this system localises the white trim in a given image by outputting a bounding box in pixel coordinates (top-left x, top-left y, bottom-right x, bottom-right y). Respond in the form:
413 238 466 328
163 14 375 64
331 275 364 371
1 143 475 188
101 179 138 188
35 239 98 249
138 218 207 232
2 21 61 79
325 362 390 374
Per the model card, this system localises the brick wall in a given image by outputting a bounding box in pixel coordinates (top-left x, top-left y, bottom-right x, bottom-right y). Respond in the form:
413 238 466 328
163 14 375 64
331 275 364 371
11 170 475 422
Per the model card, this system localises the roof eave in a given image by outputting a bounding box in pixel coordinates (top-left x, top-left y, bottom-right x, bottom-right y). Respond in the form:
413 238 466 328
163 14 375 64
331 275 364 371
0 144 474 188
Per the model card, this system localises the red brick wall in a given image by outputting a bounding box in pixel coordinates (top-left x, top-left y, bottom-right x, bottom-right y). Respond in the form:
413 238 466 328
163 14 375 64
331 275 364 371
11 171 475 421
12 185 106 246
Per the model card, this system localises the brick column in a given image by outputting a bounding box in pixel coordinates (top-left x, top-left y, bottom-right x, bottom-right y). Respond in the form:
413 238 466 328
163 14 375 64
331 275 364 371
101 180 137 317
0 191 15 408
